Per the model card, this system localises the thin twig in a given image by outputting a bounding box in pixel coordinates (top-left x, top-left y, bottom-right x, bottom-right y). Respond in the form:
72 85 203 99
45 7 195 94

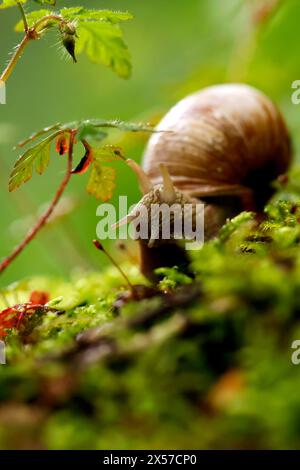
0 13 63 83
0 34 31 83
33 14 63 32
17 2 28 33
0 132 75 275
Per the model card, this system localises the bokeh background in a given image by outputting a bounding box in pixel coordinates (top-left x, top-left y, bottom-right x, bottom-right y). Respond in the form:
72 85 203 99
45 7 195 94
0 0 299 285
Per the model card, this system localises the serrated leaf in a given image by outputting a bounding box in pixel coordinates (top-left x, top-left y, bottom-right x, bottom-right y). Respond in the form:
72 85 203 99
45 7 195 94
60 7 133 24
9 131 60 191
76 21 131 78
92 145 125 162
16 123 61 148
59 6 83 18
0 0 26 9
86 162 116 201
99 120 154 133
17 120 153 150
70 119 154 134
15 9 52 32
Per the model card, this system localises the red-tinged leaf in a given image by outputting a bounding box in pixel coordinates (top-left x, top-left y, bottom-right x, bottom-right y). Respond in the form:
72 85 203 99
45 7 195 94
0 307 17 338
0 298 59 339
71 152 92 174
86 162 116 201
29 291 49 305
56 134 70 156
0 304 33 339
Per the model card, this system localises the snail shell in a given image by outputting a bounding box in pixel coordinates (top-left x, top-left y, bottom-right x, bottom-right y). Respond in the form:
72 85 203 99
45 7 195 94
119 84 292 280
142 84 291 210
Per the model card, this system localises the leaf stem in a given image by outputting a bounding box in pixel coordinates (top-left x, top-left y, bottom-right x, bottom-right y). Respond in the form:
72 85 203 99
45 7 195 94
0 13 63 83
0 34 31 83
33 14 63 32
17 2 28 33
0 132 75 276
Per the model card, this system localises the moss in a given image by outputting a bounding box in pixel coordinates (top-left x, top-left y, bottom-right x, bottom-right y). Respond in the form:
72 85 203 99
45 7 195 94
2 192 300 449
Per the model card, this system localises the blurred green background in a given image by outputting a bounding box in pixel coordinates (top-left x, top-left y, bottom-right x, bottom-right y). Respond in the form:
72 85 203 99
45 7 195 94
0 0 299 285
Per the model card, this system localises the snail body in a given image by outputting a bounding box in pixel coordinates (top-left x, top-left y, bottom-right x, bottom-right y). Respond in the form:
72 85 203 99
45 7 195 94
116 84 292 280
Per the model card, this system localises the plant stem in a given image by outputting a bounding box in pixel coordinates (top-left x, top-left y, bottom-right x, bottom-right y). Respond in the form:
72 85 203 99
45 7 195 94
0 133 75 276
33 14 63 32
17 2 28 33
0 13 63 83
0 2 31 83
0 34 31 83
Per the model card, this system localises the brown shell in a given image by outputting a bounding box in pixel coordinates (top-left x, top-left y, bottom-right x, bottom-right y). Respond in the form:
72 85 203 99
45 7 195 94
142 84 291 209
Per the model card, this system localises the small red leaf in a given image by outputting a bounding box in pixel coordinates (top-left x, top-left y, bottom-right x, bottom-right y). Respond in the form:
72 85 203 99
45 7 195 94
0 307 18 338
0 291 50 339
56 134 70 156
29 291 49 305
71 152 92 174
0 305 33 339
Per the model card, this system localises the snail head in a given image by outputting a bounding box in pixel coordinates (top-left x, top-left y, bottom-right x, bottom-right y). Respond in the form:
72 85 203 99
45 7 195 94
112 160 197 248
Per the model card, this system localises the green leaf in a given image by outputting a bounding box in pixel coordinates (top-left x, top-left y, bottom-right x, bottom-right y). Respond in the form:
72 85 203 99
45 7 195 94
34 0 55 5
86 162 116 201
67 119 154 134
75 119 154 142
0 0 54 8
76 21 131 78
98 120 154 133
84 145 124 201
60 7 133 24
16 123 61 148
9 131 60 191
14 9 52 32
76 122 107 142
0 0 26 9
18 120 153 150
92 145 125 162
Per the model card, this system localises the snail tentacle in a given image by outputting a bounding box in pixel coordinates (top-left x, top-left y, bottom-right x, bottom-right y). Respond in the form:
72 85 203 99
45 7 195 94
159 163 177 204
126 159 153 195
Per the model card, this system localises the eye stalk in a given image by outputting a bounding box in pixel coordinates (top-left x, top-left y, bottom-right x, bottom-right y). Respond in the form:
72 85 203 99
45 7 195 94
125 159 176 203
159 163 176 204
126 159 153 194
112 161 183 231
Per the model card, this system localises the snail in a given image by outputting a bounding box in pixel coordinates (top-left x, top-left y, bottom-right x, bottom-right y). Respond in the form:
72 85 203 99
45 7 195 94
114 84 291 280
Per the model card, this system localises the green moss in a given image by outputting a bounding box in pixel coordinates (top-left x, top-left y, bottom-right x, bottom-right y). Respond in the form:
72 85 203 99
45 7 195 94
2 196 300 449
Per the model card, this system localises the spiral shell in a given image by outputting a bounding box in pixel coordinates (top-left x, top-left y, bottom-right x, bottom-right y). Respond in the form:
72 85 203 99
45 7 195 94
142 84 291 209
